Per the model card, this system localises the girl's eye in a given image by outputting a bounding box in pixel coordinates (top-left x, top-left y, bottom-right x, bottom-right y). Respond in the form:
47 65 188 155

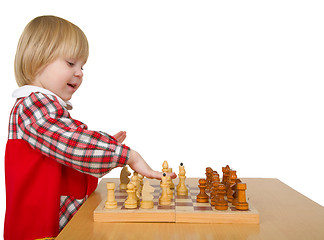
67 61 74 66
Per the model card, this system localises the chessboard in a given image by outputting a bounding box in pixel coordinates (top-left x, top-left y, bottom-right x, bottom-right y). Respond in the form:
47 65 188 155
93 178 259 224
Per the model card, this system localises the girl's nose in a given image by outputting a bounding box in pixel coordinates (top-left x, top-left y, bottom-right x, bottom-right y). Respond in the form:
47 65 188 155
75 68 83 78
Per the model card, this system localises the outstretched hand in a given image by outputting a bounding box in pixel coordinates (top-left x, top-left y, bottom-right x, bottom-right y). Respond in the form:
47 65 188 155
127 150 177 180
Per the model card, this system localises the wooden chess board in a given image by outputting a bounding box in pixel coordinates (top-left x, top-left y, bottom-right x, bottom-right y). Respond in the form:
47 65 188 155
93 178 259 224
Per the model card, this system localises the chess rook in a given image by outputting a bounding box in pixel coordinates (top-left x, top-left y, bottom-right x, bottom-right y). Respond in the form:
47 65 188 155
235 183 249 211
105 182 117 209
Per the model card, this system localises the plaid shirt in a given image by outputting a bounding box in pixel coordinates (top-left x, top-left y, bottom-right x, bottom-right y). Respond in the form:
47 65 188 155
7 87 130 233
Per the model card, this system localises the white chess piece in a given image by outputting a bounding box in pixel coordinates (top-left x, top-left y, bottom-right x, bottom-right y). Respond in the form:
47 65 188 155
105 182 117 209
140 180 155 209
177 163 188 196
120 167 131 190
125 183 137 209
159 173 171 205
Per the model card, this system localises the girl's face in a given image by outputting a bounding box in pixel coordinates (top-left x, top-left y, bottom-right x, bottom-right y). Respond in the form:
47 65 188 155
32 57 84 101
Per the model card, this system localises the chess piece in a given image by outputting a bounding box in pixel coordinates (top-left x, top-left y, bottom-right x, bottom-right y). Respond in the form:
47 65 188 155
137 173 144 194
205 167 213 192
235 182 249 211
215 184 228 210
120 166 131 190
168 168 175 189
211 174 220 205
196 179 209 203
232 179 242 206
163 160 174 191
227 170 237 202
166 175 173 200
177 163 188 196
159 173 171 205
130 174 140 204
210 181 219 206
105 182 118 209
212 173 220 185
222 165 230 184
141 180 155 209
162 160 169 173
125 183 138 209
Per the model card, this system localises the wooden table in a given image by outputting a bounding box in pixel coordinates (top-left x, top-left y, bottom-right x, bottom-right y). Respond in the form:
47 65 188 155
56 178 324 240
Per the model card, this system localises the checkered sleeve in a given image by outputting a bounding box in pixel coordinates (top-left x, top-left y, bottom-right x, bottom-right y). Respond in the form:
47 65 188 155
16 92 130 178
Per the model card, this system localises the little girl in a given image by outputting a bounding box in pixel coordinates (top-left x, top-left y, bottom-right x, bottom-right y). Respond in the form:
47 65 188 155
4 15 176 240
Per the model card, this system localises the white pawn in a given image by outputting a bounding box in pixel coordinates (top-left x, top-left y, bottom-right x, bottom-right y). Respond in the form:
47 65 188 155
130 175 140 203
125 183 137 209
137 173 144 194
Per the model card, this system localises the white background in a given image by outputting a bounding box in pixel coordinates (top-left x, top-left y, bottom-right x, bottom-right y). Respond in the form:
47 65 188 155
0 0 324 236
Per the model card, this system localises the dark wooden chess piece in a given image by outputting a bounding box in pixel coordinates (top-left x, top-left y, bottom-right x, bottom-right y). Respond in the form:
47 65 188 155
197 179 209 203
235 182 249 211
215 184 228 210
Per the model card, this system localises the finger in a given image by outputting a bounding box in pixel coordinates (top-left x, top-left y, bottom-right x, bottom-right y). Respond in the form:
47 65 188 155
114 131 127 143
167 172 177 179
113 131 123 139
118 132 127 143
149 171 177 180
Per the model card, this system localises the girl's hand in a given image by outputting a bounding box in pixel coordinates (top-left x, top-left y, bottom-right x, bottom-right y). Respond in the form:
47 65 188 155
127 150 177 180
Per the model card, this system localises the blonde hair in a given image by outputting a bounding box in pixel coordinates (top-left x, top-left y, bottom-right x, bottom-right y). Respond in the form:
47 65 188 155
14 15 89 86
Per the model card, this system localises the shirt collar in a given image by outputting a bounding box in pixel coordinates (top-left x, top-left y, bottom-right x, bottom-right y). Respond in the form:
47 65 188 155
12 85 73 110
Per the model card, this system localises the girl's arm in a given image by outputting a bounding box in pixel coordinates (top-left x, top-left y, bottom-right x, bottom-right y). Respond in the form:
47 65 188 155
16 92 129 178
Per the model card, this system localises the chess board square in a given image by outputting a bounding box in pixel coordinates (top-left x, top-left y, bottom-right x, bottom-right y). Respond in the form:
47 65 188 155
193 202 211 207
176 198 192 203
176 202 193 207
157 205 175 210
189 190 199 195
176 206 194 211
116 195 127 199
176 195 192 199
194 206 213 211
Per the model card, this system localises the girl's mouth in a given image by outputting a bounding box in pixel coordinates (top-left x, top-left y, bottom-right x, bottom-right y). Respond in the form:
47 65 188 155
67 83 77 92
